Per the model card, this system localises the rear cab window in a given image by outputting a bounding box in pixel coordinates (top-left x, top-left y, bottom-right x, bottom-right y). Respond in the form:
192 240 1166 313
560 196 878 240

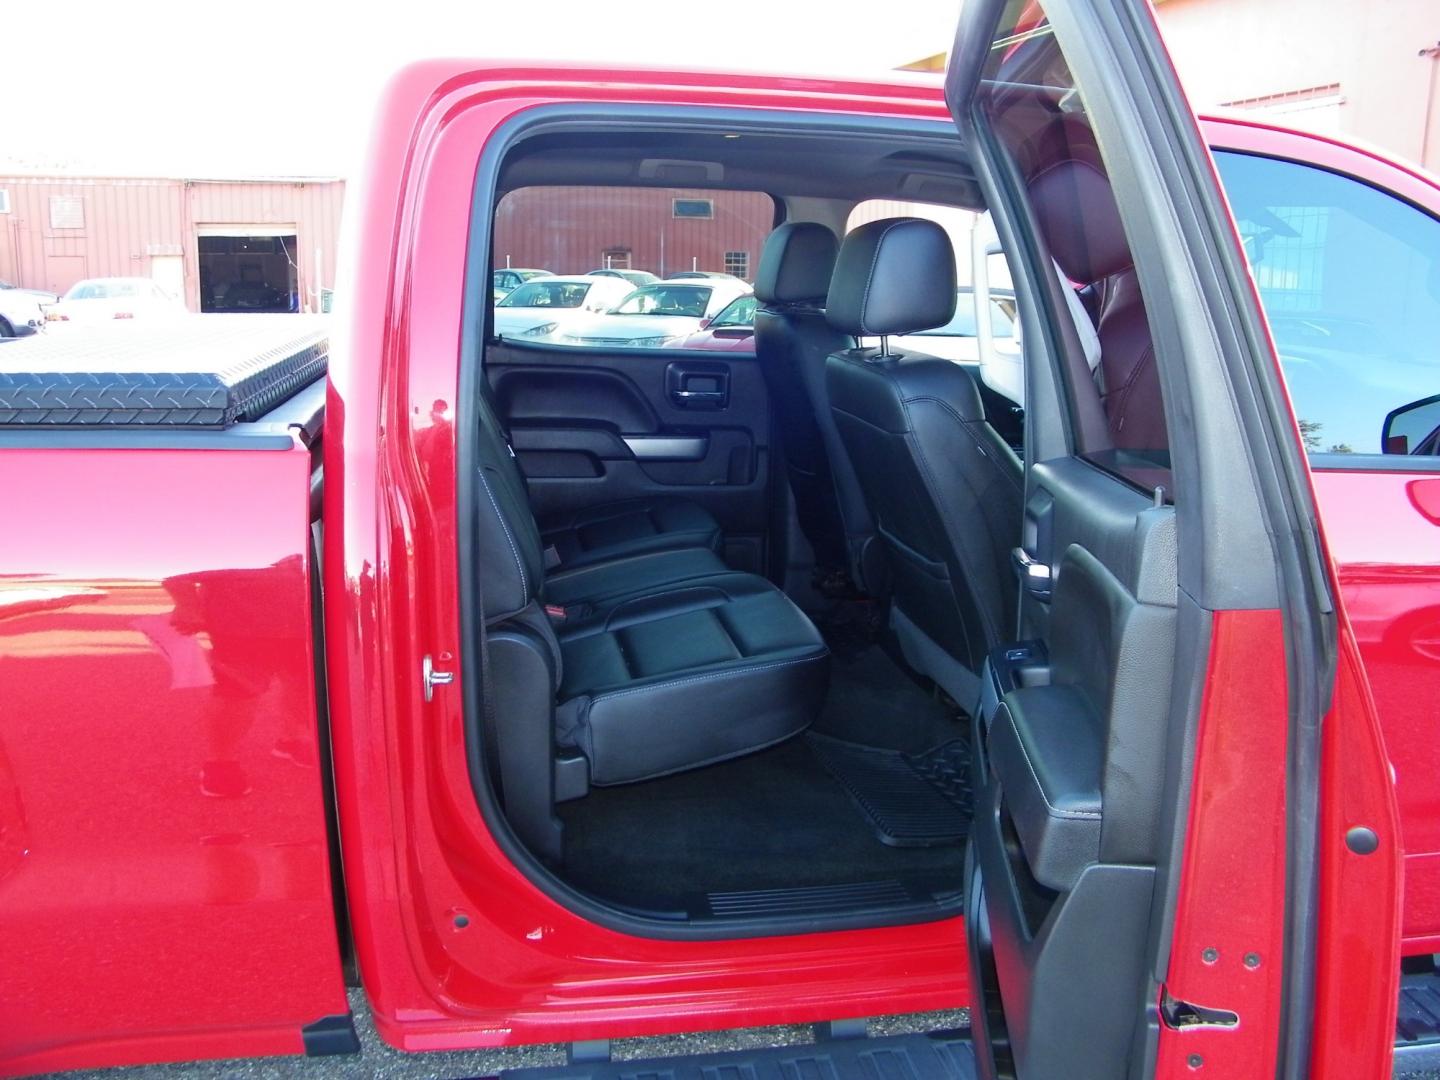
490 186 774 352
1214 150 1440 467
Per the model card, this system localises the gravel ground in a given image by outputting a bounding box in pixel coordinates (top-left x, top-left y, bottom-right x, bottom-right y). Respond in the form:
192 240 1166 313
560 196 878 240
51 990 969 1080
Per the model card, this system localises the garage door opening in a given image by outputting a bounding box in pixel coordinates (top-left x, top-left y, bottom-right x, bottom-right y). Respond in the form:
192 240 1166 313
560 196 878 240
198 230 299 313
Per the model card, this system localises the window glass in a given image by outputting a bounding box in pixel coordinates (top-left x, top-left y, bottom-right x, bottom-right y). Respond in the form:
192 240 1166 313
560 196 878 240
910 298 1016 339
492 186 770 350
499 281 594 309
977 4 1175 496
1215 150 1440 461
710 295 757 328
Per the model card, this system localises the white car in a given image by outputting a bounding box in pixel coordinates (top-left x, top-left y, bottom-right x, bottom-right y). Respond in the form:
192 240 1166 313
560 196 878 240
0 283 53 338
493 276 633 340
44 277 186 328
561 280 752 347
891 288 1018 363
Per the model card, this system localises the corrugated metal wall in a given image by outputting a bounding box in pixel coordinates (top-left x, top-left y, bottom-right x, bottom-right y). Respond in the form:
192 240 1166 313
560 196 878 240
0 175 344 310
493 187 775 279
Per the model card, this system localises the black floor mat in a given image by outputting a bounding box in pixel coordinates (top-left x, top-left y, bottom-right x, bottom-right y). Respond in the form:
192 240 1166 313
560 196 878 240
808 734 973 847
557 644 970 911
558 737 963 911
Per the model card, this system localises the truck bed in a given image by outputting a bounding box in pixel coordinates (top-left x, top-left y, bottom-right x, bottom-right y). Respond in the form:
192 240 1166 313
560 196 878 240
0 315 327 428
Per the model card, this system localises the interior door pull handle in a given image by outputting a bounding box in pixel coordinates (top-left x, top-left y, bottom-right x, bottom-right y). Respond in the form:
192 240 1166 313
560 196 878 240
1012 547 1053 601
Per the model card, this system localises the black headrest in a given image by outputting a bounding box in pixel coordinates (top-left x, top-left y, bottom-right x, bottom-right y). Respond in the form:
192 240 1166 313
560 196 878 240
826 218 957 336
754 222 839 305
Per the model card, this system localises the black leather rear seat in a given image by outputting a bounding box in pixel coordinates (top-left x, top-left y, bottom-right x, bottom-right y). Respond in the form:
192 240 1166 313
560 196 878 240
539 498 722 571
475 391 829 795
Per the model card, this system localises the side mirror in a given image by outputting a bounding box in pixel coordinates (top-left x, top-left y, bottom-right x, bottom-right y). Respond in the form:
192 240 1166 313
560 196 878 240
698 317 713 330
1382 394 1440 456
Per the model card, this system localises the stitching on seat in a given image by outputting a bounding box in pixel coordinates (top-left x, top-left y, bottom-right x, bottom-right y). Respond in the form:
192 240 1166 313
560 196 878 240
894 394 1005 653
601 586 732 632
545 551 722 585
856 219 909 336
477 468 528 598
903 395 1024 496
1004 712 1102 820
591 652 827 703
710 604 748 659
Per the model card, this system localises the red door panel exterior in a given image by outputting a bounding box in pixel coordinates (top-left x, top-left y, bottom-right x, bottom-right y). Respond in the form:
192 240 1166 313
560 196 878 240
0 445 348 1077
1313 469 1440 949
1202 116 1440 952
325 64 970 1053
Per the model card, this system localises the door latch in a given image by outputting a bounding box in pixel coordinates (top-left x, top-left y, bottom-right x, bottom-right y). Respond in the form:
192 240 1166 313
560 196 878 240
422 655 454 702
1011 547 1053 601
1159 987 1239 1029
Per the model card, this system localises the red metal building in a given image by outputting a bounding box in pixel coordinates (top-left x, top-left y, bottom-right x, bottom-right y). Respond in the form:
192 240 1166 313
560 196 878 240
493 186 774 278
0 175 344 312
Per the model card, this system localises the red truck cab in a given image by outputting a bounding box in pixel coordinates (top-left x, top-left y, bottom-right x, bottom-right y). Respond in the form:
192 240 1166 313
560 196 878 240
4 1 1437 1077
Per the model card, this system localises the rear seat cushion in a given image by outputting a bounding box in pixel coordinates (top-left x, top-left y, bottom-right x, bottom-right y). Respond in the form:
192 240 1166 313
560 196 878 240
545 546 730 610
554 571 829 785
539 497 722 570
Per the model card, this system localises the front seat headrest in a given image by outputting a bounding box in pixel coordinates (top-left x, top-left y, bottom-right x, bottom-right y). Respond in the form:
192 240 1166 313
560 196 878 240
826 217 956 337
1028 158 1132 284
754 222 840 305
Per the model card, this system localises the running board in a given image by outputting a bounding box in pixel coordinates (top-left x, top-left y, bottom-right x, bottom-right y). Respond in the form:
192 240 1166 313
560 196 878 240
1396 970 1440 1068
498 1029 978 1080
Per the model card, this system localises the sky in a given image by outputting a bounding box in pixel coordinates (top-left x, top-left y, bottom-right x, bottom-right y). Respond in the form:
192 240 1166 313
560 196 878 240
1 0 959 178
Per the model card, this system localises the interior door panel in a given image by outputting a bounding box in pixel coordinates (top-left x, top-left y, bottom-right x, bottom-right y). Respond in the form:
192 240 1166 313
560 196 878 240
485 341 773 569
969 457 1178 1080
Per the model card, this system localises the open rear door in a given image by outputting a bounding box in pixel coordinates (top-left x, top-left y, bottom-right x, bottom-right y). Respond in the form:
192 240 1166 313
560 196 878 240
944 2 1401 1079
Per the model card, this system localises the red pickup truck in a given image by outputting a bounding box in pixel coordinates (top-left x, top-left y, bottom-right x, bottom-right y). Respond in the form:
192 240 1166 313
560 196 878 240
5 2 1440 1078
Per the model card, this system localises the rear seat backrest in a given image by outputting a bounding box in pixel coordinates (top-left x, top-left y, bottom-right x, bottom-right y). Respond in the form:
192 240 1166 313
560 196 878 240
475 390 546 622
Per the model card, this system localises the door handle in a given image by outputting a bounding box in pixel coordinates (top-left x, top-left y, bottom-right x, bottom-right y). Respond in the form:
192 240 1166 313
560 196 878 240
671 389 727 407
665 361 730 410
1012 547 1052 601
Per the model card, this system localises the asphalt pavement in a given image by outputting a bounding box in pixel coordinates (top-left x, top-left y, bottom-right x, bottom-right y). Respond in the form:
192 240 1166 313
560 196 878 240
52 990 969 1080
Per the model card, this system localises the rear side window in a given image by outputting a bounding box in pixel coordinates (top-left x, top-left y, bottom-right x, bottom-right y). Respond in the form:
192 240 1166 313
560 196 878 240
1215 151 1440 464
490 186 772 352
975 8 1176 498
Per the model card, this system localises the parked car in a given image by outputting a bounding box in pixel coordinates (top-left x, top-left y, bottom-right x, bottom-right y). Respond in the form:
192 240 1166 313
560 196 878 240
665 270 747 281
4 5 1437 1078
586 268 660 286
559 279 751 346
893 288 1017 362
492 275 632 339
661 290 1019 356
0 287 49 338
43 276 186 326
661 293 758 350
492 267 552 293
0 278 59 304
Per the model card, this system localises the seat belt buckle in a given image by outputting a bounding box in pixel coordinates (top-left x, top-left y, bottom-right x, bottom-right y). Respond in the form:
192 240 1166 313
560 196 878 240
543 545 562 570
545 604 568 622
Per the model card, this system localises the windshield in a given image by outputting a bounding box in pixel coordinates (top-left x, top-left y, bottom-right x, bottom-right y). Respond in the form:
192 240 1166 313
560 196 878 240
710 295 757 328
500 281 593 308
611 285 712 317
66 280 139 300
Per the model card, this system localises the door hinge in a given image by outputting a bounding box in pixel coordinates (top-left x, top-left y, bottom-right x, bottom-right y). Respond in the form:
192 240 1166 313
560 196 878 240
1159 987 1239 1029
422 655 454 702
